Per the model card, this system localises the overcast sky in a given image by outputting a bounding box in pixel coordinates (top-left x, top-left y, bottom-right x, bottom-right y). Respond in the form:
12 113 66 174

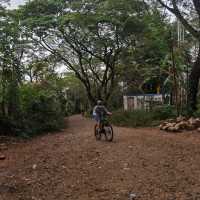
9 0 26 9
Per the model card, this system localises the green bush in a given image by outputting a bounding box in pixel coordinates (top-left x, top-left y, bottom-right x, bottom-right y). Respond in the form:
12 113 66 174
111 110 153 127
111 105 176 127
0 115 26 136
19 84 65 136
0 83 66 137
0 116 14 134
151 105 176 120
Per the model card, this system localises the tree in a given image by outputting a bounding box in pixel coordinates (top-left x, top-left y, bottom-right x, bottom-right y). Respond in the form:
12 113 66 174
0 1 68 135
119 9 171 94
0 0 9 9
58 73 88 114
19 0 149 105
0 6 25 118
156 0 200 112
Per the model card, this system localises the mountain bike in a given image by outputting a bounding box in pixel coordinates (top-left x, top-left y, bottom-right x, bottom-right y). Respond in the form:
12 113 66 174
94 116 113 142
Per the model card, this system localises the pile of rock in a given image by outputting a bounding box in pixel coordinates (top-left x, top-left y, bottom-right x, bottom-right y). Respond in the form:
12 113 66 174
159 116 200 132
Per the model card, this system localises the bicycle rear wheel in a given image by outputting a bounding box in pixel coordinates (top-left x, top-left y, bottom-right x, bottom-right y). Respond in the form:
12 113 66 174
105 125 113 142
94 124 101 140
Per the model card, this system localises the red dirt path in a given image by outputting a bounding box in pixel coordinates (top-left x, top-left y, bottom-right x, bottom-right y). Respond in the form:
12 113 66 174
1 115 200 200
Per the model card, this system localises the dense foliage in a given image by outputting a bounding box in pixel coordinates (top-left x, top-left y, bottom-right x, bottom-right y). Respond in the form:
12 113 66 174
0 80 66 136
111 106 176 127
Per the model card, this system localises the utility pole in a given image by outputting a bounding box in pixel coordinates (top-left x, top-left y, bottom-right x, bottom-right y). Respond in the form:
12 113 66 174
170 29 179 116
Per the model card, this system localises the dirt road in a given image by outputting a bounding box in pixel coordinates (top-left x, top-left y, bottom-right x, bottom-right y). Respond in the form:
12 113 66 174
1 115 200 200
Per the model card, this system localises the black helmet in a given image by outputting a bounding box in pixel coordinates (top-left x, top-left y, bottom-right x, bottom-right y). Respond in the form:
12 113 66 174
97 100 103 105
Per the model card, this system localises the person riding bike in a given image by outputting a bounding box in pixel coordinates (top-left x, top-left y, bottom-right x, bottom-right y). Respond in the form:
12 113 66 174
93 100 112 129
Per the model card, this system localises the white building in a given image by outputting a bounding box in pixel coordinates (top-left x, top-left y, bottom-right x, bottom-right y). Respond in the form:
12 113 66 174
123 94 170 111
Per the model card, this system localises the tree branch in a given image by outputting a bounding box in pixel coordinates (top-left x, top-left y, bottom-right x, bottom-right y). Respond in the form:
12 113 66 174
171 0 200 40
193 0 200 18
86 56 103 83
157 0 200 40
156 0 175 13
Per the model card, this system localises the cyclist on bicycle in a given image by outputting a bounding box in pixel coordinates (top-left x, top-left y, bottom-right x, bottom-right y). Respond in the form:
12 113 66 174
93 100 112 128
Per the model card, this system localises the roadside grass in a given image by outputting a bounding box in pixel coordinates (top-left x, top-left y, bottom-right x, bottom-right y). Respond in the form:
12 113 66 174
111 105 176 128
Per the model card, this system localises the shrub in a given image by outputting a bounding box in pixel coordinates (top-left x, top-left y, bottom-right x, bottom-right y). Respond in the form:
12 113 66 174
111 105 176 128
0 116 14 135
19 84 65 136
0 83 66 137
151 105 176 120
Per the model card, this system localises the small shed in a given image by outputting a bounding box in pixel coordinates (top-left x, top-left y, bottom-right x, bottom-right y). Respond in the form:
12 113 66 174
123 94 170 111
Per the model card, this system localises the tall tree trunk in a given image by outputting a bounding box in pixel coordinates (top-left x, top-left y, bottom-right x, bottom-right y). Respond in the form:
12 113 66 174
1 64 7 117
84 85 96 107
1 88 6 117
188 45 200 112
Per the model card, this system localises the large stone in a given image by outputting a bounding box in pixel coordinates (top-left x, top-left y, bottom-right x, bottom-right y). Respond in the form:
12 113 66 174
174 123 181 130
161 122 169 126
175 121 189 130
188 117 196 125
159 117 200 132
168 126 179 132
169 123 176 127
187 117 200 128
159 124 164 129
161 123 176 130
167 119 175 123
185 124 196 131
162 125 169 130
176 116 186 123
194 118 200 127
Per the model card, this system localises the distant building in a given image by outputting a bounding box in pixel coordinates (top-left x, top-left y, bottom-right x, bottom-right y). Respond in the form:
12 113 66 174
123 94 170 111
